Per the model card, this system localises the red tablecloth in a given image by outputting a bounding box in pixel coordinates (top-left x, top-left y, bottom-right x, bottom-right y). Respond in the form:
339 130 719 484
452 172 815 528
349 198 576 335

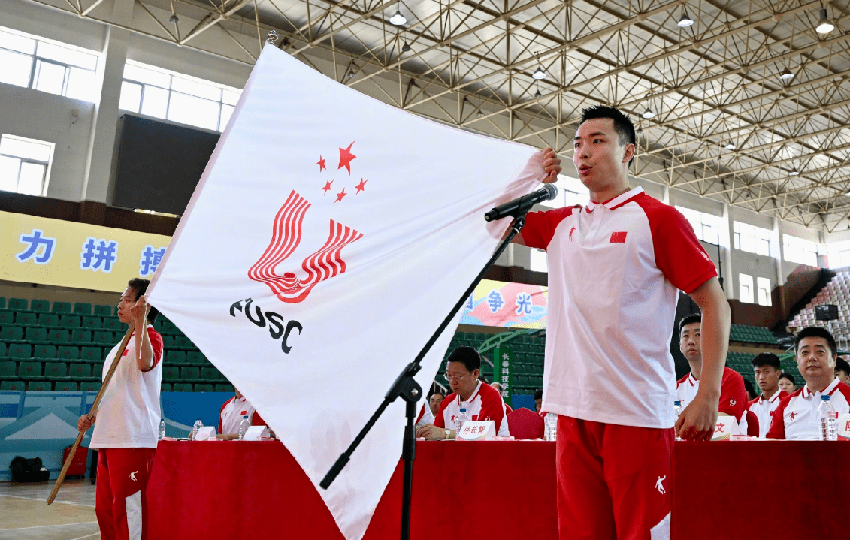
147 440 849 539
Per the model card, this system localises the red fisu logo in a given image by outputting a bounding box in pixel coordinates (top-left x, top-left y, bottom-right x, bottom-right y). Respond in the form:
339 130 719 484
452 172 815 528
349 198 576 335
248 190 363 303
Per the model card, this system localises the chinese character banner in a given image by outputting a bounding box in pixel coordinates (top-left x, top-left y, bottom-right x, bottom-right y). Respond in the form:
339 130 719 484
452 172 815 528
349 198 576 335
460 279 549 328
0 210 171 291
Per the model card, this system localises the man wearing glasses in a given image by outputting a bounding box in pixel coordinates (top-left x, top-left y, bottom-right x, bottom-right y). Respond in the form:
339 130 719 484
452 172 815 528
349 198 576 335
416 347 510 440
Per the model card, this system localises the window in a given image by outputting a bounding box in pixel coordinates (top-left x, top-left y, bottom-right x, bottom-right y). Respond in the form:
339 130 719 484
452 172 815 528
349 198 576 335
783 235 818 266
739 273 754 303
540 174 589 209
530 248 547 273
0 135 54 196
119 60 241 132
757 277 771 306
675 206 721 245
733 222 772 256
0 26 98 102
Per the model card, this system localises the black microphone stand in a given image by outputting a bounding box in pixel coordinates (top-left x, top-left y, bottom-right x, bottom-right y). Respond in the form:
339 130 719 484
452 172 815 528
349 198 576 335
320 214 528 540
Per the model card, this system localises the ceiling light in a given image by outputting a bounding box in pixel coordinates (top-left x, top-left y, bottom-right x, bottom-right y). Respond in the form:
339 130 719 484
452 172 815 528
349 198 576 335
789 169 800 176
532 66 546 80
169 14 179 24
779 69 795 81
817 7 834 34
678 11 694 27
724 142 735 150
401 41 411 53
642 109 655 119
389 10 407 26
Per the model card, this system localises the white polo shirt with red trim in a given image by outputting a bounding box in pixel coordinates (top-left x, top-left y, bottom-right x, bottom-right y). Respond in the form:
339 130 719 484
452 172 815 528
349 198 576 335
523 187 717 429
676 367 748 421
746 390 788 438
434 381 510 436
90 327 164 449
218 396 260 435
767 379 850 440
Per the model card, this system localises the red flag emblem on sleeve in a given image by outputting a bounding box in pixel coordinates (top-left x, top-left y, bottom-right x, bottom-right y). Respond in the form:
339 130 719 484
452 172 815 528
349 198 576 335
610 231 627 243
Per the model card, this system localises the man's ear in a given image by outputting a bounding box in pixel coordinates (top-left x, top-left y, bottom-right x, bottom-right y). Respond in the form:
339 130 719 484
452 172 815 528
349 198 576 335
623 143 636 164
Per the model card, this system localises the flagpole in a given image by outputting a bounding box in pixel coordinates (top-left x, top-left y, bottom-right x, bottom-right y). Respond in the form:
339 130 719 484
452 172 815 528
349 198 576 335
321 214 527 540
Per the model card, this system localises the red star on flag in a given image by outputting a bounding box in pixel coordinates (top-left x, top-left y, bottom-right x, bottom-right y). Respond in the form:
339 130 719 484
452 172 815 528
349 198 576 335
335 188 347 203
355 179 368 194
322 180 334 194
317 156 326 172
338 142 356 175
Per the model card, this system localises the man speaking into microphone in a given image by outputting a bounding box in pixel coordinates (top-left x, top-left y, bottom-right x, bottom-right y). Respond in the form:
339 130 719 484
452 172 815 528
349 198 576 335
505 106 730 539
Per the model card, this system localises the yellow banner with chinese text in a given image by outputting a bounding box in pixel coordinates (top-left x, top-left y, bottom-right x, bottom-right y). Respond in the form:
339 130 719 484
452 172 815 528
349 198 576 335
0 211 171 292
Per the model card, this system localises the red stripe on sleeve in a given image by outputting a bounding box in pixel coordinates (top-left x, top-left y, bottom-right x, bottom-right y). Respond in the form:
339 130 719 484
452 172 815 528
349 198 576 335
521 207 576 250
766 394 793 440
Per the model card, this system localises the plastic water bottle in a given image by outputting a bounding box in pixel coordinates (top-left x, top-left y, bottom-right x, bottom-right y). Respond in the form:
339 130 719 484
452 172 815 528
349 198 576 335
545 413 558 441
159 419 166 441
190 419 202 441
456 408 470 434
673 400 682 418
238 415 251 440
818 395 838 441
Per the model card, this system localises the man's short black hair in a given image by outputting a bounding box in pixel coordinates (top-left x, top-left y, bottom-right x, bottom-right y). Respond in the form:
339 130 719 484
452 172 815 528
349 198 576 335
751 352 781 370
534 389 543 401
678 313 702 333
579 105 637 166
794 326 836 356
127 278 160 324
447 346 481 373
779 372 796 385
836 356 850 375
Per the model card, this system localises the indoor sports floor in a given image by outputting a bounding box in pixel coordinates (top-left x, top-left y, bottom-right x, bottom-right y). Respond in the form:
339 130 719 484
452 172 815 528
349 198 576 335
0 479 99 539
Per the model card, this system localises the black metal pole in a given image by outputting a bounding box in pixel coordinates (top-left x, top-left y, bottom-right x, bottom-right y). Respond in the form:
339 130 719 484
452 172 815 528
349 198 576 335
400 399 416 540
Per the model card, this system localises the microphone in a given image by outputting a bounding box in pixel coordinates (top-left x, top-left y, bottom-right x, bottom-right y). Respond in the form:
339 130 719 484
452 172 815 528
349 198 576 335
484 184 558 222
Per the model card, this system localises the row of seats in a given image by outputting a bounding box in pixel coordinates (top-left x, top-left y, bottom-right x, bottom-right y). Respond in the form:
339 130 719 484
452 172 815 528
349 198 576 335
0 312 124 330
0 380 234 393
0 343 213 366
0 298 113 317
0 359 227 382
729 324 778 345
0 329 199 351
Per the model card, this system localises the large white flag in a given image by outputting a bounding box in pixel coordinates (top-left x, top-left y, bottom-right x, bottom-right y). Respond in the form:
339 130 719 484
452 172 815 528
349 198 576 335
147 45 547 540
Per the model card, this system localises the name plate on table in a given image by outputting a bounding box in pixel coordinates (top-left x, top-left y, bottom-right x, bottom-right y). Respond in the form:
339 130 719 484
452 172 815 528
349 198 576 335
457 421 495 441
243 426 270 441
712 413 739 441
194 427 216 441
838 413 850 440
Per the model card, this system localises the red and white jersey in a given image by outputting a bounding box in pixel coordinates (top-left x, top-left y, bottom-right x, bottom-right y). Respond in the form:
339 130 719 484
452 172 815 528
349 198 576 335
434 381 510 436
415 404 435 428
676 367 748 421
767 379 850 440
90 327 164 449
524 188 717 429
746 390 788 438
218 396 264 435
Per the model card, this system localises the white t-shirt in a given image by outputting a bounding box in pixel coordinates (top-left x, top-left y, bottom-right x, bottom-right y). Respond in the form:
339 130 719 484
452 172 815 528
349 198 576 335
415 405 435 428
219 396 259 435
523 188 717 429
90 327 164 449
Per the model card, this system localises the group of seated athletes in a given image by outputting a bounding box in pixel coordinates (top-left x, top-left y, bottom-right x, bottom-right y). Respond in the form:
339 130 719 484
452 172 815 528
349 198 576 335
677 313 850 440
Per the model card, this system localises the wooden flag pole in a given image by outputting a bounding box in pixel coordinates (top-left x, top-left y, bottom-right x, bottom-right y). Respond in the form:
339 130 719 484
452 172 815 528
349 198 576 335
47 318 141 505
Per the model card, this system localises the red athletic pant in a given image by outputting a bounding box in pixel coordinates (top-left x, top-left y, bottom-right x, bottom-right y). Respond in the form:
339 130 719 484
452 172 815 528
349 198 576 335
555 416 673 540
95 448 156 540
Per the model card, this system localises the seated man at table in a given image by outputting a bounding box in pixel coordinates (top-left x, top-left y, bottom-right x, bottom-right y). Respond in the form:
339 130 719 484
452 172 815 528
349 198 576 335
415 390 445 427
217 387 265 440
835 357 850 385
767 327 850 440
534 389 543 413
677 313 747 421
415 347 510 439
746 353 788 438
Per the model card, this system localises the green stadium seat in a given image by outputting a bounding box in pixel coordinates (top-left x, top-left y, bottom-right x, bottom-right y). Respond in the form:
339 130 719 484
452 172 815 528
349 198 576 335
0 342 6 358
1 381 25 391
28 381 52 391
215 384 234 393
18 361 43 380
80 347 103 363
38 313 60 328
181 367 201 381
0 361 18 379
194 384 214 392
49 328 70 343
51 301 72 314
162 336 174 349
103 318 124 331
93 331 114 346
44 362 68 379
82 316 102 329
161 383 172 392
163 366 180 381
32 344 57 359
61 315 81 329
168 351 187 365
58 345 80 360
173 383 193 392
200 367 223 381
55 381 78 391
71 329 92 345
15 312 38 326
30 299 50 313
0 312 13 325
80 381 101 392
73 303 93 316
1 326 25 342
68 363 94 381
25 327 49 343
8 298 28 311
8 344 32 359
94 305 113 317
